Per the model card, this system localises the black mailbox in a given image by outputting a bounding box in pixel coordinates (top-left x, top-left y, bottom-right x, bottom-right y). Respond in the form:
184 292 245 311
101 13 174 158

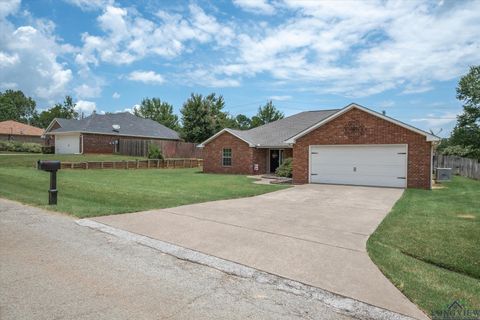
37 160 61 171
37 160 61 205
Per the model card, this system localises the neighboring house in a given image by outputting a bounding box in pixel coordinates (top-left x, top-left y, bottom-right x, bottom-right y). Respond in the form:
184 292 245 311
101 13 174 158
44 112 180 154
199 103 440 189
0 120 44 144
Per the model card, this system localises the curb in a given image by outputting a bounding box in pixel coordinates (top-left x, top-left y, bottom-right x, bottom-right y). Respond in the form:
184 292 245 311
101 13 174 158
77 219 415 320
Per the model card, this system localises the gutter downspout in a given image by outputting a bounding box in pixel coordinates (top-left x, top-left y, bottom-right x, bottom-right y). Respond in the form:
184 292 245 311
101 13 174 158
80 134 84 154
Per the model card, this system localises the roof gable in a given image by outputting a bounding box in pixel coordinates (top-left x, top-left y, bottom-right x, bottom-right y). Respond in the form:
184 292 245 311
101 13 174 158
0 120 44 136
284 103 440 143
198 129 255 147
199 109 340 148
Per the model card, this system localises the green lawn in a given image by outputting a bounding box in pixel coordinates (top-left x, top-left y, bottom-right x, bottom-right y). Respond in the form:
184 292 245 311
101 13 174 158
0 154 286 218
367 176 480 314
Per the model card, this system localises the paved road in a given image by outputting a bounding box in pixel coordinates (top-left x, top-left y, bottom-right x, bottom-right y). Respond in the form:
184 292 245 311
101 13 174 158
0 199 355 320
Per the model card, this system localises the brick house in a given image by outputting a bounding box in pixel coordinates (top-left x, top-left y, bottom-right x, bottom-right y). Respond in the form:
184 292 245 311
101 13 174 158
0 120 44 144
44 112 180 154
199 103 440 189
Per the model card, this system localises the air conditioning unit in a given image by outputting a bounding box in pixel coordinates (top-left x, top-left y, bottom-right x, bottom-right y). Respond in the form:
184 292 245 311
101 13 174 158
436 168 452 181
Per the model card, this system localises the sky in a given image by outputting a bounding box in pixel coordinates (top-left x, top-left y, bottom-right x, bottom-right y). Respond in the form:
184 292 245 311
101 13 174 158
1 0 479 137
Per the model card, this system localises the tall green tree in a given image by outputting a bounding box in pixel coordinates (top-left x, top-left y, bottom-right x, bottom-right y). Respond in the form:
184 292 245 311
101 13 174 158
234 114 252 130
0 90 37 123
447 65 480 158
134 97 179 131
180 93 228 143
250 100 284 128
32 96 78 128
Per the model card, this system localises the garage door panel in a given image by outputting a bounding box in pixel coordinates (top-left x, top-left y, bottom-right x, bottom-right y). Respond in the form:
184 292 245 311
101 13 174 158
314 174 404 187
315 166 404 177
55 134 80 154
310 145 407 188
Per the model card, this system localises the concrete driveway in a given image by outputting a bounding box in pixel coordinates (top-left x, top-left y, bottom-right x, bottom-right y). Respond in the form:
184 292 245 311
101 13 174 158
92 184 427 319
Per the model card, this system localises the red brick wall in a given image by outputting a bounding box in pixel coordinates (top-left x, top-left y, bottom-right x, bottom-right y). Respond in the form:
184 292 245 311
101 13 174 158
292 108 432 189
82 133 118 153
284 148 293 159
203 132 260 174
253 148 267 174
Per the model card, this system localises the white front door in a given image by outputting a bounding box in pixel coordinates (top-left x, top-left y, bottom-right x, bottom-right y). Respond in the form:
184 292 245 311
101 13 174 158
310 145 407 188
55 134 80 154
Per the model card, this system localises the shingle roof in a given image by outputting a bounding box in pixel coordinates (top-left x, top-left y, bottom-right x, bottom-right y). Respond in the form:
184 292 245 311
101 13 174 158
47 112 180 140
0 120 44 136
228 109 340 147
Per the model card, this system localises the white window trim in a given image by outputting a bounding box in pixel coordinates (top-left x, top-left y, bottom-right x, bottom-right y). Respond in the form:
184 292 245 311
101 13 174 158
222 148 232 167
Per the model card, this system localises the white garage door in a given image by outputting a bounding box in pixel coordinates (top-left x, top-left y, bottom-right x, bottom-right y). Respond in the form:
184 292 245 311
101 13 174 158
310 145 407 188
55 134 80 154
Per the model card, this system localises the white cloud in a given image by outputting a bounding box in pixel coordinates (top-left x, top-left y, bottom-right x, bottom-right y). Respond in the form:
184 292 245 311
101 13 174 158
0 81 17 90
0 18 73 103
183 68 240 88
127 70 164 85
0 51 19 67
411 112 458 127
76 4 235 68
118 104 139 114
75 100 96 115
63 0 113 11
213 0 480 97
74 83 102 99
233 0 276 15
378 100 395 108
0 0 20 18
270 95 292 101
112 92 120 99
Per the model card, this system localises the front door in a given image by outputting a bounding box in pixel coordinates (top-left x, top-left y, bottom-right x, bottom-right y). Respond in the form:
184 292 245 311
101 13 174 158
270 149 281 173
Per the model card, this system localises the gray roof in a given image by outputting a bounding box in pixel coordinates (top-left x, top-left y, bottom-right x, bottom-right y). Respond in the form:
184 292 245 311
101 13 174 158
48 112 180 140
229 109 340 147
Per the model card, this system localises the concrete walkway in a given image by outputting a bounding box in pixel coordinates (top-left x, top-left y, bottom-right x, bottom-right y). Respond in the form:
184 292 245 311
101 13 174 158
92 184 428 319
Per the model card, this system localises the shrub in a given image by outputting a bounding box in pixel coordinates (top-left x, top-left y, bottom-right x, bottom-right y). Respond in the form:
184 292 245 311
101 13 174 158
42 146 55 154
0 141 42 153
275 157 292 177
0 141 8 151
440 145 480 160
147 143 163 159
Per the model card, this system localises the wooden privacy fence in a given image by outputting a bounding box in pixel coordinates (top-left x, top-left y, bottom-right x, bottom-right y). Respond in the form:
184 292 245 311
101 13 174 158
119 139 203 158
434 154 480 180
60 158 203 170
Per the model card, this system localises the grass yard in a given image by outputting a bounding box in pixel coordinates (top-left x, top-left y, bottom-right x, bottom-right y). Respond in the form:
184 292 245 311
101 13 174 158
0 154 287 218
367 176 480 314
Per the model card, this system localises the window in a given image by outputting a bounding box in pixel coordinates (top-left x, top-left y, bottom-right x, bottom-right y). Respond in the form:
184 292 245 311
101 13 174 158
222 148 232 166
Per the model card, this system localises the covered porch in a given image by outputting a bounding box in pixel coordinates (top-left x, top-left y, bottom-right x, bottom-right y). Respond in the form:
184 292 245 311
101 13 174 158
259 148 293 174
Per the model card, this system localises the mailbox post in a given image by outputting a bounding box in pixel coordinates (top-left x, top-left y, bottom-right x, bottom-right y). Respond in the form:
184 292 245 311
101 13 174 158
37 160 61 205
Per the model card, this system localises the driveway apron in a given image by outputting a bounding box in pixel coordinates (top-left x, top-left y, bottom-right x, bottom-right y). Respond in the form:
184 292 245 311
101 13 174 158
92 184 427 319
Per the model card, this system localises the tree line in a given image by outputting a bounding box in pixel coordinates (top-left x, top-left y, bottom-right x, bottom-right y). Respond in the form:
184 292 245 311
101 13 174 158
0 91 78 129
437 65 480 160
0 90 284 143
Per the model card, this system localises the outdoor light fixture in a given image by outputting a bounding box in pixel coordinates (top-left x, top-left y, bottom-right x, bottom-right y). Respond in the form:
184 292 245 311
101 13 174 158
37 160 61 205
